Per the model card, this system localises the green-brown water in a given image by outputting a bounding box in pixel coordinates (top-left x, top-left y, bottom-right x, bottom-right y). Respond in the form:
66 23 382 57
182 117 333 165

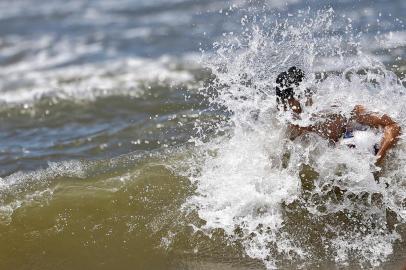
0 150 260 269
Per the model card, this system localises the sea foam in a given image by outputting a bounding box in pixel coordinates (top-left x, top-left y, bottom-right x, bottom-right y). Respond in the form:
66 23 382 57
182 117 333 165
185 9 406 268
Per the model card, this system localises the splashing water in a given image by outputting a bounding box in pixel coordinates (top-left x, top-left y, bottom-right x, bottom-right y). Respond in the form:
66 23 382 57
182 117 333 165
185 9 406 269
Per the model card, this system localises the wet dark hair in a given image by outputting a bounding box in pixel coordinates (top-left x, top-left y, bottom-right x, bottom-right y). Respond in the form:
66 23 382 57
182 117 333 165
275 66 304 104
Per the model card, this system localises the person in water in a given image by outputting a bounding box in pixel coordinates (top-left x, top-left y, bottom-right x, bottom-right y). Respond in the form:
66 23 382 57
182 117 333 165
275 66 401 165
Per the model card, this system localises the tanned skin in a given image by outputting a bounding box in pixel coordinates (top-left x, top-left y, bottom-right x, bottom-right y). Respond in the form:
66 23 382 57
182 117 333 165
286 98 401 165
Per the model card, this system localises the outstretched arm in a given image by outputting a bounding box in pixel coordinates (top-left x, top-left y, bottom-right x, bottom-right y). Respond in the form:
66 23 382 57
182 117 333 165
352 105 401 164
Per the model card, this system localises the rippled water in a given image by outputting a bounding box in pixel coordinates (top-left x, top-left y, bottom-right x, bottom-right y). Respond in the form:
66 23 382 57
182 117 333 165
0 0 405 269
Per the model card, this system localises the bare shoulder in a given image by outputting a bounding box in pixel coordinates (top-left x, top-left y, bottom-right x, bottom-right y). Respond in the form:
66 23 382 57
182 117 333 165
352 104 366 116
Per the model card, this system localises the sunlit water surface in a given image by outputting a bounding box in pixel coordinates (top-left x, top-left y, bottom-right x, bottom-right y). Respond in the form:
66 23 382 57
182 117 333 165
0 0 405 269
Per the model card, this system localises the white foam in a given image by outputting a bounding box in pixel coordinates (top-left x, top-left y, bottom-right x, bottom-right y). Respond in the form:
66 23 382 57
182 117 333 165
362 31 406 50
0 52 196 104
186 9 406 268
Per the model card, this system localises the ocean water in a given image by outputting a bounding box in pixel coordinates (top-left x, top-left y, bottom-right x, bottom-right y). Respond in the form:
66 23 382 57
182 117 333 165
0 0 405 269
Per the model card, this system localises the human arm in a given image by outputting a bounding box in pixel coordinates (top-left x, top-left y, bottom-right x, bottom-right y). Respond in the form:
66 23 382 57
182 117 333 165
352 105 401 164
288 124 312 140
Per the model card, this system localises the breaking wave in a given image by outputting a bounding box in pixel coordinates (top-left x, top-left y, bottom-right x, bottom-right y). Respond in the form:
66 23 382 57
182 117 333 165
185 9 406 269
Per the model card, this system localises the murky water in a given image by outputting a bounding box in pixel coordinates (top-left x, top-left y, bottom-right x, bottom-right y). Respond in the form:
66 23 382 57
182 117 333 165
0 0 405 269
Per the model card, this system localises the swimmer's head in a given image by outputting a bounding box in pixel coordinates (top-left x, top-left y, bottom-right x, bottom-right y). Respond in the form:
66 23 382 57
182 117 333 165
275 66 304 103
275 66 305 113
